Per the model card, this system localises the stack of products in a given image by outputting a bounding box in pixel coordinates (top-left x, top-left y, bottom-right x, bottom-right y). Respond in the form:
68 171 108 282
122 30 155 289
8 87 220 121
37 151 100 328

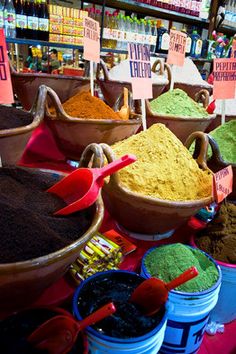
69 233 123 284
135 0 211 19
49 5 87 45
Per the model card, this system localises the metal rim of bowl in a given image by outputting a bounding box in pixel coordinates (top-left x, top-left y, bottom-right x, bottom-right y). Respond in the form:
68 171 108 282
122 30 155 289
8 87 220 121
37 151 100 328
0 169 104 274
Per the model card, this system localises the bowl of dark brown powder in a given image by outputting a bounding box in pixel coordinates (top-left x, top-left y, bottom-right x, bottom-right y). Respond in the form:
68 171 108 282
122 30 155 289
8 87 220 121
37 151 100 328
0 86 46 165
0 166 104 312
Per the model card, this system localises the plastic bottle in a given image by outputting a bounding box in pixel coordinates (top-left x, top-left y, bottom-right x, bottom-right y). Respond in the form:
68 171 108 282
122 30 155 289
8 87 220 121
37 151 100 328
190 30 200 58
3 0 16 38
15 0 27 38
0 0 4 29
155 23 169 53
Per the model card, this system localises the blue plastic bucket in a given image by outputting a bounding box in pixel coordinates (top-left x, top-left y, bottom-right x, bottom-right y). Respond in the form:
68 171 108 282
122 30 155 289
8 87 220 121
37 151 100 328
73 270 169 354
191 236 236 324
209 262 236 324
141 245 222 354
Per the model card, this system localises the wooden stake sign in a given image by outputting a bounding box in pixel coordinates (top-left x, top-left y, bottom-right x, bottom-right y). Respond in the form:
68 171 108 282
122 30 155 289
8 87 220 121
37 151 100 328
213 166 233 203
167 29 187 67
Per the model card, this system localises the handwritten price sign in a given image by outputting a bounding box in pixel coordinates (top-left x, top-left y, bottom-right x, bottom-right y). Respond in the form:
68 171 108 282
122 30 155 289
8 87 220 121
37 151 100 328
83 16 100 63
213 58 236 99
213 165 233 203
0 29 14 104
128 43 152 99
167 29 187 67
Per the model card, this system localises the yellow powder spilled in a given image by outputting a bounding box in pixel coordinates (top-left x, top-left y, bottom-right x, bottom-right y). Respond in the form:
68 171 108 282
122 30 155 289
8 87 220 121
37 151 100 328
112 124 212 201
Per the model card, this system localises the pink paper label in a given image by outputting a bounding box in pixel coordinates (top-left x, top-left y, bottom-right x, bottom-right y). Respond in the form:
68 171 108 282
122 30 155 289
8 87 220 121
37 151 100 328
167 29 187 67
128 43 152 100
83 16 100 63
213 58 236 99
0 29 14 104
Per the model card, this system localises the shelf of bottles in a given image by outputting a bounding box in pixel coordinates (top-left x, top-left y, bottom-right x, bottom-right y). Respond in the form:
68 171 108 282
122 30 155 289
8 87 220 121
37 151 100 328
93 0 210 27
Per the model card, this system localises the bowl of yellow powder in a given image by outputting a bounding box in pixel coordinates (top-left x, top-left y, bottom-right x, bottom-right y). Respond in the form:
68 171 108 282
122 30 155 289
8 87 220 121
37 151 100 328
94 124 213 236
146 89 216 143
43 85 142 161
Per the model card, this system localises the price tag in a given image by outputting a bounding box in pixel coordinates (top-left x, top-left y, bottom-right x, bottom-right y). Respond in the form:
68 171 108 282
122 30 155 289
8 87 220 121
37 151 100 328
0 29 14 104
83 16 100 63
128 43 152 100
213 165 233 203
167 29 187 67
213 58 236 99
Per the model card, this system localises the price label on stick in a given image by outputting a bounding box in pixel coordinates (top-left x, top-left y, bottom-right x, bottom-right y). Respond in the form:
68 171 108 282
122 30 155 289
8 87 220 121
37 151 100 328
83 16 100 63
167 29 187 67
128 43 152 100
0 29 14 104
213 58 236 99
213 166 233 203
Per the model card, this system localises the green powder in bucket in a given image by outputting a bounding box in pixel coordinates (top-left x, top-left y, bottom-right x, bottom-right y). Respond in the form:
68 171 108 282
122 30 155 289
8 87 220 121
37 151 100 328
150 89 209 118
144 243 219 292
209 120 236 164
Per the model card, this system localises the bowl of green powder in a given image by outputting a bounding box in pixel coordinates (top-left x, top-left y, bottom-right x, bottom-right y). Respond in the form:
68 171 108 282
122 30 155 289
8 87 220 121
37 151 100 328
207 121 236 199
146 89 216 143
141 243 221 293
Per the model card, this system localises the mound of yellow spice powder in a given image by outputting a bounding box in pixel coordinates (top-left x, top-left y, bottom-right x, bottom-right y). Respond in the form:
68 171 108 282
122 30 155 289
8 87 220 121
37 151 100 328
112 124 212 201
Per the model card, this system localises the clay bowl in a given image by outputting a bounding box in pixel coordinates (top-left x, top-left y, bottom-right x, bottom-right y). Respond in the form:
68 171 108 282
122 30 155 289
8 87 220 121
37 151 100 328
96 59 169 107
146 89 216 143
206 115 236 133
81 135 213 236
173 82 213 100
11 64 90 111
0 86 46 165
44 85 142 161
206 135 236 200
0 165 104 313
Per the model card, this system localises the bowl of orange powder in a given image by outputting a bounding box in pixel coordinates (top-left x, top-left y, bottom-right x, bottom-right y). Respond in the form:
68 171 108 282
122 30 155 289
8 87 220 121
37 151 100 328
44 85 142 161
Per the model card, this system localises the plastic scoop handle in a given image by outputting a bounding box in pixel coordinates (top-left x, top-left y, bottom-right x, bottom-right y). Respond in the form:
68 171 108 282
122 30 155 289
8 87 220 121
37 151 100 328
165 266 199 291
28 302 116 354
94 154 136 181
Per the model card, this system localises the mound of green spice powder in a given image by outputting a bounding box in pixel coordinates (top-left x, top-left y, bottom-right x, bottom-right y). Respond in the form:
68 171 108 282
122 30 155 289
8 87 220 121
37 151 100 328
150 89 209 118
144 243 219 292
209 120 236 164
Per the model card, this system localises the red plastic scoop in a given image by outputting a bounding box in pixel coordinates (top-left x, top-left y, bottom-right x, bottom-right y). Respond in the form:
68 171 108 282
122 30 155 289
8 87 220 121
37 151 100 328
130 267 199 316
48 154 137 215
28 302 116 354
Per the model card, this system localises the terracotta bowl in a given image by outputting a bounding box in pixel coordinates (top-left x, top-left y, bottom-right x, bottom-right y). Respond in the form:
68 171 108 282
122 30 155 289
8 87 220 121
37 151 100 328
146 89 216 143
0 165 104 312
206 135 236 200
0 86 46 165
173 82 213 100
96 59 169 107
11 65 90 111
44 85 142 161
81 135 213 236
206 115 236 133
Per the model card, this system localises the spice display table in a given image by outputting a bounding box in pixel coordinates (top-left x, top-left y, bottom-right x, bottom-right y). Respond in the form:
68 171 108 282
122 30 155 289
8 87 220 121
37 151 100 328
18 122 236 354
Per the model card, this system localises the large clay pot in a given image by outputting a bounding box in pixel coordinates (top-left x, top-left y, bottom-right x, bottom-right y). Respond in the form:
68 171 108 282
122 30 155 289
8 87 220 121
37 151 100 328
0 162 104 313
0 86 45 165
96 59 169 107
146 89 216 143
81 136 213 236
44 85 142 161
11 65 90 111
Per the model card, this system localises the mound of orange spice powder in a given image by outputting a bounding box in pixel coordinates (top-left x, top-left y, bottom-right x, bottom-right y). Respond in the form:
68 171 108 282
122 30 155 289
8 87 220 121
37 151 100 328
59 91 122 120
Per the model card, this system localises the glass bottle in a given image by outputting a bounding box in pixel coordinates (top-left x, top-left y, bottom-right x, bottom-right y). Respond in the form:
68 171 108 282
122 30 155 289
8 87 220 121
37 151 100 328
16 0 27 38
3 0 16 38
38 0 49 41
27 0 38 39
